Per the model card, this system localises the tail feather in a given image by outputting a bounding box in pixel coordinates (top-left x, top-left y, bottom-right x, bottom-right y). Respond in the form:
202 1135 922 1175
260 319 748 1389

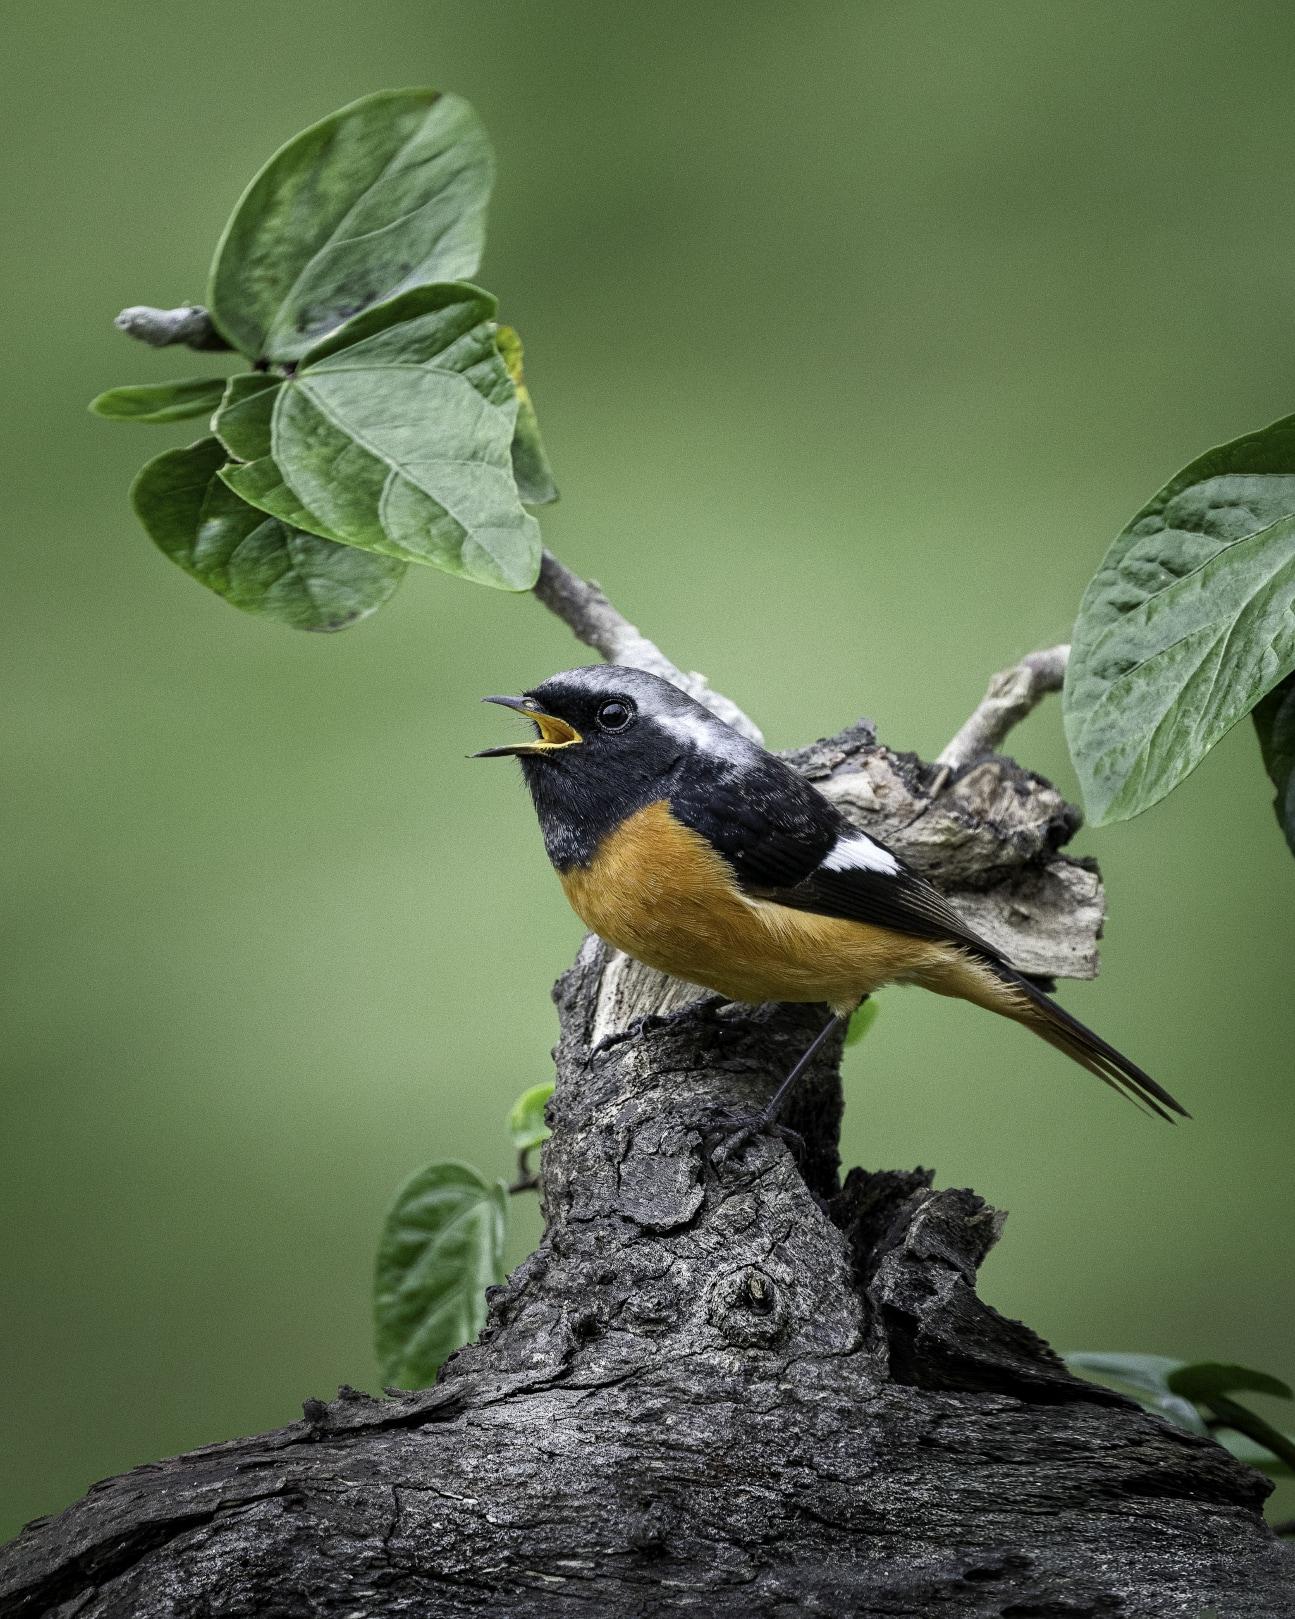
994 965 1189 1123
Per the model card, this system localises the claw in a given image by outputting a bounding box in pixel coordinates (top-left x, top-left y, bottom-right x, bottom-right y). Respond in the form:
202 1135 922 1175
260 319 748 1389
590 1013 663 1057
703 1109 806 1167
591 995 727 1058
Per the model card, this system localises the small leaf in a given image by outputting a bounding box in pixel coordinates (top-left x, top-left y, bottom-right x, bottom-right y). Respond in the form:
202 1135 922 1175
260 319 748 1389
213 373 280 461
496 326 558 506
1167 1362 1294 1404
89 377 228 424
508 1082 554 1153
1253 672 1295 856
844 999 879 1047
1063 1351 1206 1433
1065 414 1295 825
212 375 356 542
1065 1351 1184 1396
132 437 405 631
209 89 493 362
256 284 540 590
1214 1427 1295 1478
218 455 349 543
1206 1396 1295 1474
210 375 353 541
373 1160 507 1388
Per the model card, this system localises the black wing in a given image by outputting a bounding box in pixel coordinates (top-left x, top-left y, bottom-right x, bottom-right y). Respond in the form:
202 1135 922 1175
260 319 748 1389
668 751 1002 963
763 859 1003 962
667 751 840 887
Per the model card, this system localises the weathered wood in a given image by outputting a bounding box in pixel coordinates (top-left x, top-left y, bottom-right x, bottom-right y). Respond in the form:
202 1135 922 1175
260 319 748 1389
3 726 1290 1618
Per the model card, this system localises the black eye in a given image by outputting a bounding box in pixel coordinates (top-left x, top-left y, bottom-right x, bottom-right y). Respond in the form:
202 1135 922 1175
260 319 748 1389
596 698 634 733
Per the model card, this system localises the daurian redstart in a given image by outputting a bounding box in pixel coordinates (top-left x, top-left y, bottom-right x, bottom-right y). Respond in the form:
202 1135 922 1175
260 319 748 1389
477 665 1185 1125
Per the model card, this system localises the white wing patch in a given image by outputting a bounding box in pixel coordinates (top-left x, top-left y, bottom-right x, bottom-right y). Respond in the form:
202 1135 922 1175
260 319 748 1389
820 831 900 877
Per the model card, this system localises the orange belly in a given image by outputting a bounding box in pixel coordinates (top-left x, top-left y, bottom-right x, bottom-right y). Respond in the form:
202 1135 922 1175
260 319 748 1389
556 801 1172 1116
558 799 953 1013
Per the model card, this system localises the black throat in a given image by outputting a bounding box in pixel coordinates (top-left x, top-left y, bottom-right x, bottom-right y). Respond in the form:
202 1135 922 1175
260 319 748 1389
518 734 687 871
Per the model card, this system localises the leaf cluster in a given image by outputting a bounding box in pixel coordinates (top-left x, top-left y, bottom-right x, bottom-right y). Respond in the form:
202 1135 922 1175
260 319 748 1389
91 90 557 632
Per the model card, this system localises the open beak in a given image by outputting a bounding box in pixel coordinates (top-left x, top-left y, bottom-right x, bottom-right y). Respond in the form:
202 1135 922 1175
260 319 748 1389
472 695 583 757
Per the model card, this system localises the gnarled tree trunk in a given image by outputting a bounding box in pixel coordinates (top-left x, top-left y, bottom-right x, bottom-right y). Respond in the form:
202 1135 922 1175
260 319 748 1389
2 722 1290 1618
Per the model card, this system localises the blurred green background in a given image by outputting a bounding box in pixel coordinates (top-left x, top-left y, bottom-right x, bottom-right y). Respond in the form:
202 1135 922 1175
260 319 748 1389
3 0 1294 1544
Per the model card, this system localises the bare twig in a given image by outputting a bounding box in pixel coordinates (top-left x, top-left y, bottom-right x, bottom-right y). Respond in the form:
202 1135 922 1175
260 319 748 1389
115 304 233 351
533 548 762 741
931 644 1070 791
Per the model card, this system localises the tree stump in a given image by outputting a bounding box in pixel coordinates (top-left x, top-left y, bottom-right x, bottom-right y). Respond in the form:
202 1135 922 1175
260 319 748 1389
3 724 1290 1618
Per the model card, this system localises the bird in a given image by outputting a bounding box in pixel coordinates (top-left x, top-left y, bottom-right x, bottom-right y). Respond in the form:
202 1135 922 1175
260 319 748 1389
475 664 1186 1132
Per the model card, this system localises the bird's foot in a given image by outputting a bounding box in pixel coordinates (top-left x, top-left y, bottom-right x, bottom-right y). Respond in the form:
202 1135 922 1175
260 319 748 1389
590 1016 657 1057
703 1107 805 1168
591 994 727 1057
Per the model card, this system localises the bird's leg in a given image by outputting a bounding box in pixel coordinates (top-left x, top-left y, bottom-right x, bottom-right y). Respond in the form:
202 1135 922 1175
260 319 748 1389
591 992 728 1056
707 1009 847 1165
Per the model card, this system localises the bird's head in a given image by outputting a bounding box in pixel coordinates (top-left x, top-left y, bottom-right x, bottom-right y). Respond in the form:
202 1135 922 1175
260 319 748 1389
474 665 753 867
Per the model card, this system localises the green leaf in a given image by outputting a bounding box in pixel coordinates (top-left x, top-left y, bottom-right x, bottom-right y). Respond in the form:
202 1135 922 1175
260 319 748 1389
1214 1427 1295 1478
212 373 280 461
507 1082 554 1153
209 89 493 363
237 284 540 590
218 455 350 543
373 1160 507 1388
844 999 879 1047
1065 415 1295 824
1063 1351 1205 1433
1206 1397 1295 1475
496 326 558 506
1065 1354 1295 1467
1166 1362 1293 1404
89 377 228 424
1253 672 1295 856
1065 1351 1183 1395
131 437 405 631
212 375 354 542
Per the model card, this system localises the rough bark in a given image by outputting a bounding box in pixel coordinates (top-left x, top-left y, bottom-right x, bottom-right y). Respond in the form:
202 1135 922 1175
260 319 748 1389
2 724 1290 1618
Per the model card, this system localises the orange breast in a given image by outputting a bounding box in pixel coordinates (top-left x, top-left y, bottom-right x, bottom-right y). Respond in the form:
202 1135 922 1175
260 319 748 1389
557 799 947 1012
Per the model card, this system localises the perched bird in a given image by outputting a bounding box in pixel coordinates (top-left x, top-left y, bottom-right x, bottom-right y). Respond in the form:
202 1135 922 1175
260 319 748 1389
476 664 1186 1129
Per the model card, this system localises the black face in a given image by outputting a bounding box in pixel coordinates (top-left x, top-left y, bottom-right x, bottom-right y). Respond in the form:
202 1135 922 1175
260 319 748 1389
524 682 644 747
475 665 746 869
